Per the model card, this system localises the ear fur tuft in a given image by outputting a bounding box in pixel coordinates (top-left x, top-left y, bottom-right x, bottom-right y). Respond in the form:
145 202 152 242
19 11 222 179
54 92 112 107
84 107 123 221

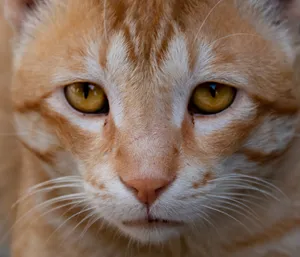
238 0 300 62
4 0 40 32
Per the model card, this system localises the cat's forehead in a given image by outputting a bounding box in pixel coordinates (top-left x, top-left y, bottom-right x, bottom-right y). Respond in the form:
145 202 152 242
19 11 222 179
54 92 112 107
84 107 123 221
61 0 231 29
12 0 295 110
43 0 247 54
53 0 251 46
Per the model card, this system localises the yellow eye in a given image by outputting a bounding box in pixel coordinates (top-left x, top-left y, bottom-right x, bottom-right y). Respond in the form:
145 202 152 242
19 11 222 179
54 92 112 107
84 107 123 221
189 83 236 115
64 83 109 114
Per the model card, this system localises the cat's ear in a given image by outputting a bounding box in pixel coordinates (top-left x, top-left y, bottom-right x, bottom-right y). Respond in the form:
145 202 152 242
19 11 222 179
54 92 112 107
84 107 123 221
239 0 300 61
4 0 40 32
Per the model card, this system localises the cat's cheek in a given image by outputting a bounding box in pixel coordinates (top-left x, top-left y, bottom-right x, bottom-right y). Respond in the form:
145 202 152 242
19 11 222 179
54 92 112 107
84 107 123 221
243 114 299 156
186 92 258 159
192 91 256 135
13 111 60 154
81 162 145 219
40 151 81 178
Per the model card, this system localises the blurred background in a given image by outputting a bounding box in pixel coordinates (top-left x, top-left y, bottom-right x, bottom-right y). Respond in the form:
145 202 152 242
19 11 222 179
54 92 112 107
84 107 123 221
0 1 21 257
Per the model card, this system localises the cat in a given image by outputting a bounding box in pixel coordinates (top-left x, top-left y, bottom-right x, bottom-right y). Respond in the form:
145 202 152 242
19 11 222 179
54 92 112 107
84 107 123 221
2 0 300 256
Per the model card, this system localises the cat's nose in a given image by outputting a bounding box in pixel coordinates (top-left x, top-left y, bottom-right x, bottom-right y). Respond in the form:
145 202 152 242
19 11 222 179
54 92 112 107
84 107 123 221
121 178 173 205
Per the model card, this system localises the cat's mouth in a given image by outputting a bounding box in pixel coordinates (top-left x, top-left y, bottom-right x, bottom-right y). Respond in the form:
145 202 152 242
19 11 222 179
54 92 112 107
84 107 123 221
122 217 183 227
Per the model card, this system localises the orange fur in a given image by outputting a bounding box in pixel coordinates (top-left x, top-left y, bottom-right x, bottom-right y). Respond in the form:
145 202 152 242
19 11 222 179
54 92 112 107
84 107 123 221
1 0 300 256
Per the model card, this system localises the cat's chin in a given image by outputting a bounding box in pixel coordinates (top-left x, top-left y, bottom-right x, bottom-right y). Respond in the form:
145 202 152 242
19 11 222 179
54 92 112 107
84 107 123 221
116 221 184 244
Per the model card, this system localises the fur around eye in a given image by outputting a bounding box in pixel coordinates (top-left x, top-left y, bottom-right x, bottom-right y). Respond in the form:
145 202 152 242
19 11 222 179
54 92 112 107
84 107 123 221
64 83 109 114
188 82 237 115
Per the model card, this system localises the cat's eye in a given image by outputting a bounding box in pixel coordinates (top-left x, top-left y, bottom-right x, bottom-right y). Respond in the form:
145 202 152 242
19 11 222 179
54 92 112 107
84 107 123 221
64 83 109 114
189 82 236 115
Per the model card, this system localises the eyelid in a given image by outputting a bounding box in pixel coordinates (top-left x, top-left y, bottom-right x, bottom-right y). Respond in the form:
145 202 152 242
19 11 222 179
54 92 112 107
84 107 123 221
189 80 236 100
191 77 244 90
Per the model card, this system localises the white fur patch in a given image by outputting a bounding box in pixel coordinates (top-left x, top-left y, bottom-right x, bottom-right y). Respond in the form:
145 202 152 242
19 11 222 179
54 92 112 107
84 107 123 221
105 32 135 128
194 92 257 136
14 111 58 151
47 90 105 133
161 33 191 127
245 114 298 153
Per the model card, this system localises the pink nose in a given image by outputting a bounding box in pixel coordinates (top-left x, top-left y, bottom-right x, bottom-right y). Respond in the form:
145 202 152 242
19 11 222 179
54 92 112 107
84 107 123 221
122 178 173 205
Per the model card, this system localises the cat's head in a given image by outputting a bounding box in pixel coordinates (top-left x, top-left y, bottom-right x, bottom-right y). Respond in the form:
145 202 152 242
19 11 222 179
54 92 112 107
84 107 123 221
5 0 300 244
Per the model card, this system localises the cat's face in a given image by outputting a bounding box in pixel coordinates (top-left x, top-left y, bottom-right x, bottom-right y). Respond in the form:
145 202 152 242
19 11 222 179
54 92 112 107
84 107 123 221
6 0 300 243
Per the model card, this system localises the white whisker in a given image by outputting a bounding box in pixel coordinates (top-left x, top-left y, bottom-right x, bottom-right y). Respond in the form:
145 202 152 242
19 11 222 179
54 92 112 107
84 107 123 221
79 213 100 239
202 204 252 233
207 194 261 221
103 0 108 42
13 176 82 208
196 209 222 238
209 33 260 46
213 173 286 197
38 199 87 220
46 205 94 245
1 193 86 245
222 193 268 211
222 183 280 201
13 183 83 208
192 0 225 45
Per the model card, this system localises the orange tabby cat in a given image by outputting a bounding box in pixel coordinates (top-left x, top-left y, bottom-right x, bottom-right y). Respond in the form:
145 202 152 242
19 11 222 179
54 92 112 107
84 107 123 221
3 0 300 256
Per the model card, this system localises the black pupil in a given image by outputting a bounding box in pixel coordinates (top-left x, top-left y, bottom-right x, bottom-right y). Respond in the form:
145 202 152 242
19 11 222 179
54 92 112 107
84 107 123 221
209 84 217 98
83 84 90 99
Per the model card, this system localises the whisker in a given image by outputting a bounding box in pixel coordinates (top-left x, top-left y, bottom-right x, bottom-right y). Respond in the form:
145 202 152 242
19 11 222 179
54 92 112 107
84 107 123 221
217 191 265 200
220 183 280 201
25 193 87 216
62 208 100 247
209 200 260 225
209 33 260 46
24 199 88 243
26 176 82 191
210 175 285 195
210 175 284 202
196 209 222 238
79 213 100 240
103 0 108 42
202 204 252 233
207 194 261 222
38 199 87 220
0 193 86 245
220 193 268 211
12 176 82 208
45 205 93 245
213 174 287 197
192 0 225 45
13 183 83 208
